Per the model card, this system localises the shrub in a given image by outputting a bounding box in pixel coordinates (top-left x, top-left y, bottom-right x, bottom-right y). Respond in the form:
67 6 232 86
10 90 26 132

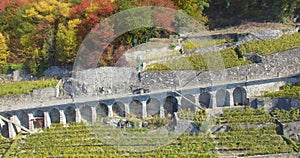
178 108 195 120
145 63 171 71
0 64 24 74
146 116 168 128
169 43 177 49
194 109 207 122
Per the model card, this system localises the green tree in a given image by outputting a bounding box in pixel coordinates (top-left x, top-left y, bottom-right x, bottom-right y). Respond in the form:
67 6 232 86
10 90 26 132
20 33 48 76
206 0 300 29
173 0 209 24
115 0 138 11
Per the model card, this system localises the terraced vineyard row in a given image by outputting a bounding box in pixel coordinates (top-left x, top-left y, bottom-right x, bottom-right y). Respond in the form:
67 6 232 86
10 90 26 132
7 123 217 157
2 107 299 157
273 108 300 123
216 126 294 156
0 136 13 157
222 107 274 124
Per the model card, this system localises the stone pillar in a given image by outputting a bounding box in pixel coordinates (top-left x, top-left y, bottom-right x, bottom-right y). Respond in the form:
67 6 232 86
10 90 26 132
12 115 21 133
107 105 113 117
176 96 182 111
75 108 81 123
0 119 5 128
211 91 217 109
124 103 130 118
228 89 235 107
91 107 97 123
159 98 165 118
28 113 34 131
59 110 66 125
142 101 147 119
8 116 17 139
194 94 200 109
44 112 51 128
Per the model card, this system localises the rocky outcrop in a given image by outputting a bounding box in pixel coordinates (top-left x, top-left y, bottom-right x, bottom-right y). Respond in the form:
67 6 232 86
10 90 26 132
42 66 69 79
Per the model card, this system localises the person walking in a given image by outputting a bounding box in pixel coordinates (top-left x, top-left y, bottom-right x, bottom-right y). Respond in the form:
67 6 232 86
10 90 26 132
137 56 142 82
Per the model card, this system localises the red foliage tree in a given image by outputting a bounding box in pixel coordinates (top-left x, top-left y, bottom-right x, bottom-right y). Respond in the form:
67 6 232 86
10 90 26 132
0 0 29 12
0 0 8 12
70 0 117 40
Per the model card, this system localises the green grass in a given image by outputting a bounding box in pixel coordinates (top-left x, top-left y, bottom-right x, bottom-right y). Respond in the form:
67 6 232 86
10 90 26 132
143 50 179 61
0 78 58 97
262 83 300 98
183 38 232 51
145 49 251 71
237 32 300 56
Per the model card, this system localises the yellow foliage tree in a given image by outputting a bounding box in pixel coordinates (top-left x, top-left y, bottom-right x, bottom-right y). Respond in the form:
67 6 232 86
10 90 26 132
25 0 70 23
0 32 9 66
56 20 81 65
24 0 80 66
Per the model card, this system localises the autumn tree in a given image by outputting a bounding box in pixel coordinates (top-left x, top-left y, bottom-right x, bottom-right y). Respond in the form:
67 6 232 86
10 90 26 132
0 32 9 73
115 0 178 48
24 0 73 66
56 19 81 65
19 27 49 75
0 32 9 65
70 0 116 40
0 0 8 12
0 0 34 63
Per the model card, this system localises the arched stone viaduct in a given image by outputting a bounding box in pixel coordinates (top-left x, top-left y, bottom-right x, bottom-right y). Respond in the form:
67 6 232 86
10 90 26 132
1 74 300 138
0 86 247 137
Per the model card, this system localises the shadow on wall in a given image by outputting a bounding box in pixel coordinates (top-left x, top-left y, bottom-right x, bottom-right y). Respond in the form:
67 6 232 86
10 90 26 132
251 98 300 112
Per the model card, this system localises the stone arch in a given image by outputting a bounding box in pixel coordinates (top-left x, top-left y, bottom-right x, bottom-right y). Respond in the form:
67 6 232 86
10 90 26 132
65 106 76 123
80 106 92 122
16 111 29 129
216 89 230 107
33 110 44 118
129 100 143 119
33 110 44 128
164 96 178 116
49 108 60 124
97 103 108 118
146 98 160 117
112 102 125 117
199 92 212 109
233 87 248 105
181 94 196 112
0 113 12 138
